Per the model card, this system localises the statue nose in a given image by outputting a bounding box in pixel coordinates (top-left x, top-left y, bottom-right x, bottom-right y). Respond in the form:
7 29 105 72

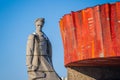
37 25 41 28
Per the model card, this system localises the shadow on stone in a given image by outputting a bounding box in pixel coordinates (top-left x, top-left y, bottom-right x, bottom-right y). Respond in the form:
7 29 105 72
67 66 120 80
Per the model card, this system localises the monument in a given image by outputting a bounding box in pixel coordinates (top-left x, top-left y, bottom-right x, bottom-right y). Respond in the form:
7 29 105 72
59 2 120 80
26 18 61 80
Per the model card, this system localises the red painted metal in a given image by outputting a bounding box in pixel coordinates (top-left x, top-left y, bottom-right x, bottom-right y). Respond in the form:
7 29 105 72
59 2 120 66
116 2 120 56
93 5 104 59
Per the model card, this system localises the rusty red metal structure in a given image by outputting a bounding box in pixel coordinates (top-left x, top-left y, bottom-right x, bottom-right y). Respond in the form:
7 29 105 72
59 2 120 67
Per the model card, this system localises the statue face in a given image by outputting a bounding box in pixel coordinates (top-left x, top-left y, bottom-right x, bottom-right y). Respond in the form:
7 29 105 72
35 20 44 30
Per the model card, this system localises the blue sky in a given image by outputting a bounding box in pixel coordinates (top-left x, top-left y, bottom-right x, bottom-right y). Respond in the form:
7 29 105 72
0 0 119 80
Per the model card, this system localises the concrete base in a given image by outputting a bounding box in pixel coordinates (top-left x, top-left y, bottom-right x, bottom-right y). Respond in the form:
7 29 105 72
67 67 120 80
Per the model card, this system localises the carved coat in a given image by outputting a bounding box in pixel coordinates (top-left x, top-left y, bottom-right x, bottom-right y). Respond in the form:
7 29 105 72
26 32 54 71
26 32 61 80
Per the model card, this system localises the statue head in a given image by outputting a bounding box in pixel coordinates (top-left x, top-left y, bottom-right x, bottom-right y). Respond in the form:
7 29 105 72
35 18 45 31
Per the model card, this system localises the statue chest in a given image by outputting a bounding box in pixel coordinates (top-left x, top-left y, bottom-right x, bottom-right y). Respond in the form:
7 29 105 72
34 35 48 55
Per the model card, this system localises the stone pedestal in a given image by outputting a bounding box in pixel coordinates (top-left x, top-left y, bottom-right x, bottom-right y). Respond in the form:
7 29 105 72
67 67 120 80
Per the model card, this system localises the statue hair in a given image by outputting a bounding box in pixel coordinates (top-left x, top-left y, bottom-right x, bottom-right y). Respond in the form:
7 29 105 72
35 18 45 24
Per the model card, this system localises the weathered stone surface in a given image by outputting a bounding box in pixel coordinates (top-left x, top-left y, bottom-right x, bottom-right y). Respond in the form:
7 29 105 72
67 67 120 80
26 18 61 80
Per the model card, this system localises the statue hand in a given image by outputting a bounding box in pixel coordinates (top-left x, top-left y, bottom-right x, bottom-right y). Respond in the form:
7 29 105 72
32 66 38 71
27 65 32 71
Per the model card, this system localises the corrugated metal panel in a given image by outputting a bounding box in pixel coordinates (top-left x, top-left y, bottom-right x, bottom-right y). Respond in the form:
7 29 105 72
70 12 77 62
59 2 120 66
93 5 104 58
63 15 71 65
72 11 83 61
100 4 115 57
116 2 120 56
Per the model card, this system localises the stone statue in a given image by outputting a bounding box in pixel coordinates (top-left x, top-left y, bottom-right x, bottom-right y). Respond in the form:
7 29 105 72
26 18 61 80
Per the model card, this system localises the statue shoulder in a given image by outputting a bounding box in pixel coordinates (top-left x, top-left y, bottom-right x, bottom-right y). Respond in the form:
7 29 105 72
28 33 35 40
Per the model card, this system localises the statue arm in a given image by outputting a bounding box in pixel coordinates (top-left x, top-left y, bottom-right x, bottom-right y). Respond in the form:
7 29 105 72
47 39 53 65
26 34 35 70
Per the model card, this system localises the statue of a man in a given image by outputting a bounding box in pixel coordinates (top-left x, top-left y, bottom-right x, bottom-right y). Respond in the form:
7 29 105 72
26 18 61 80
